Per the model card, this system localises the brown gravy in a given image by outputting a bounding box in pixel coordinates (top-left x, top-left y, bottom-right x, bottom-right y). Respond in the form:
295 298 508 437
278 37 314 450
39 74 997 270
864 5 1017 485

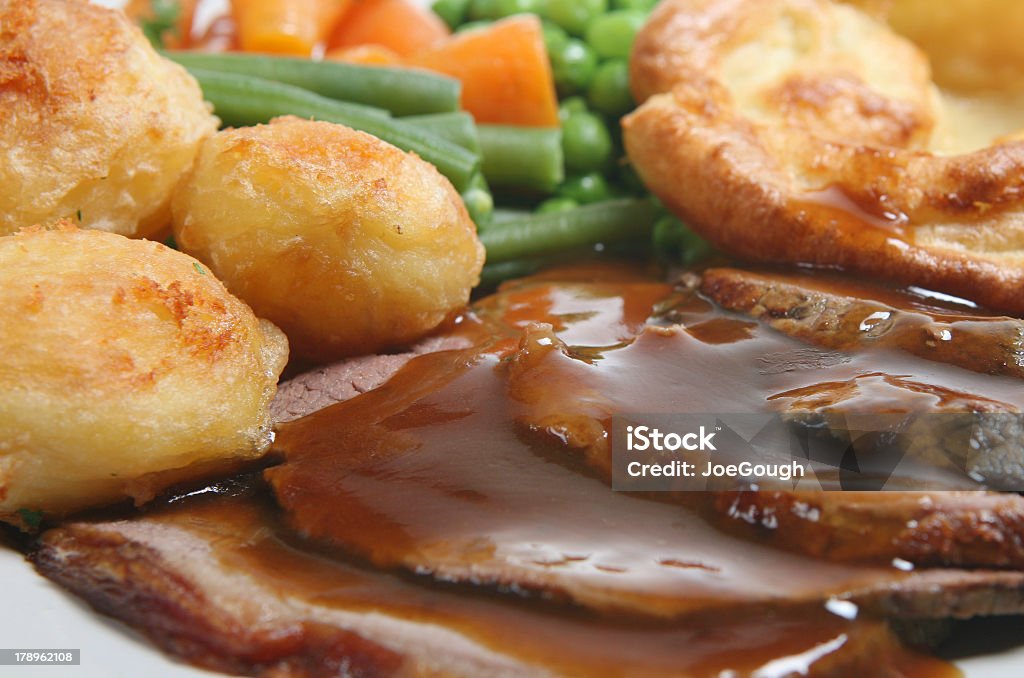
135 481 956 676
260 263 1024 673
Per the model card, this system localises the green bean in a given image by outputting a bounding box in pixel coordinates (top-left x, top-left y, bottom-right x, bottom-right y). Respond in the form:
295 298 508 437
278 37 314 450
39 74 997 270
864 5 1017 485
403 112 481 154
166 51 461 117
480 198 658 262
536 197 579 214
491 208 533 223
477 124 564 192
461 172 494 228
187 68 479 191
479 258 545 287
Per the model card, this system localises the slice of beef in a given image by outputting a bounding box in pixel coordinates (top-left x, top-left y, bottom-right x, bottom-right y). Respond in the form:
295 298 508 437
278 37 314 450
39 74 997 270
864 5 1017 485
701 490 1024 569
32 484 956 677
268 329 1024 618
502 313 1024 567
696 266 1024 485
271 335 471 423
699 267 1024 378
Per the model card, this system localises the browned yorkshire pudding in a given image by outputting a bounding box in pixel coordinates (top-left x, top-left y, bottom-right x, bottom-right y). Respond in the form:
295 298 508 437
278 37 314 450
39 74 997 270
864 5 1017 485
624 0 1024 313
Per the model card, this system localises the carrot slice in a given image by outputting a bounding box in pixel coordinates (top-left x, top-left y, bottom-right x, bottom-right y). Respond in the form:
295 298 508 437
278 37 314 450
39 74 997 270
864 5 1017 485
231 0 350 55
410 15 560 128
324 44 403 65
327 0 449 58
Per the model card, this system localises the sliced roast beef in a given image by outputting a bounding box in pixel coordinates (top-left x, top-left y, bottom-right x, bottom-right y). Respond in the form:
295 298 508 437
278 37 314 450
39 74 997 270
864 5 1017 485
32 482 960 677
271 335 472 424
699 267 1024 379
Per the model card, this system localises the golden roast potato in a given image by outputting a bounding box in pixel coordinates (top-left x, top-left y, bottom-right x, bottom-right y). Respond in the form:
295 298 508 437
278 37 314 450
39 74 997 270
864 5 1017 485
625 0 1024 313
0 224 289 524
172 116 485 362
0 0 218 239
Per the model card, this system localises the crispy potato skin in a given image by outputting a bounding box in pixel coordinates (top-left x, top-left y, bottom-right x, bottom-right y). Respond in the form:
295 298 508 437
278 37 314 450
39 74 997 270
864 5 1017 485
626 0 1024 314
172 116 485 362
0 0 218 239
0 225 289 522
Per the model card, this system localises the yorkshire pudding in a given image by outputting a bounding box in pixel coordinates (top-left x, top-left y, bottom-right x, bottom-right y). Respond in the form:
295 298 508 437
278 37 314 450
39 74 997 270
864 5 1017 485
624 0 1024 313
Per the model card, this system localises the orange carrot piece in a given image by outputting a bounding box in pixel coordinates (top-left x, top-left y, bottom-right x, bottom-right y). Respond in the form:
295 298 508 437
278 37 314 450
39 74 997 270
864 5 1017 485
327 0 449 58
410 15 560 128
324 44 404 65
231 0 350 55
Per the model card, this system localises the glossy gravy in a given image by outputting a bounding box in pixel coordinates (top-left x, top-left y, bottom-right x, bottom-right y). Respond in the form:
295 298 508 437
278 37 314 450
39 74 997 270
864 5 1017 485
260 264 1024 674
135 480 952 676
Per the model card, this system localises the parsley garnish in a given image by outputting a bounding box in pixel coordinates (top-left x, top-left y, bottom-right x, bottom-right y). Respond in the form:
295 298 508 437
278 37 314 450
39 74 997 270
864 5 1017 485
193 262 205 275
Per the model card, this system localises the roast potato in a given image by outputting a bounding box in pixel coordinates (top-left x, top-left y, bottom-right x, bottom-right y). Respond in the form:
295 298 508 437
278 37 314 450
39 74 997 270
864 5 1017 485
0 0 218 239
172 116 485 362
0 224 289 524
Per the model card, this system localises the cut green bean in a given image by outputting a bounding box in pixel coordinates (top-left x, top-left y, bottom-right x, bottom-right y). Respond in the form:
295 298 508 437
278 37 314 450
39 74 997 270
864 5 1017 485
403 112 481 154
461 172 494 228
166 51 460 116
491 208 532 223
477 125 564 192
479 259 545 287
187 68 479 192
480 198 658 262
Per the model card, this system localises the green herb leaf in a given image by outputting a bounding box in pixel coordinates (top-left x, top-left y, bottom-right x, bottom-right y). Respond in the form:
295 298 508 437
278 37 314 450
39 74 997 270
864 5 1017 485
193 262 205 275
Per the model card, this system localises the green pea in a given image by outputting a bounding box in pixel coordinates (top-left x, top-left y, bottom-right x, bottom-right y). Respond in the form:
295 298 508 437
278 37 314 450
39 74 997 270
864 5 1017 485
455 19 493 33
536 196 580 214
562 111 613 173
544 0 608 36
432 0 471 28
467 0 502 20
587 59 633 116
558 96 588 123
584 10 646 59
652 216 713 264
559 172 613 204
541 20 569 53
549 38 598 96
494 0 546 17
612 0 658 11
